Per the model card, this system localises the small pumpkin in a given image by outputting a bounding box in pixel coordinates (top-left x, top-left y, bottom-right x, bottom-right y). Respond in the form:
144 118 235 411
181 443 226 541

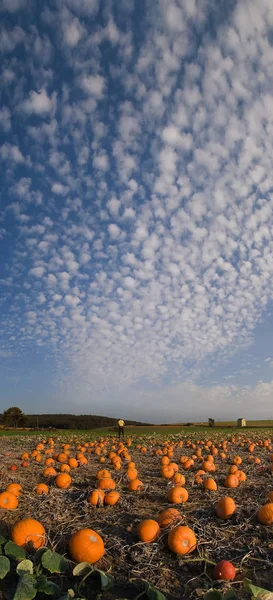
168 526 196 555
35 483 49 495
0 491 18 510
69 528 104 564
97 478 116 490
258 503 273 525
168 486 188 504
128 479 144 492
88 490 105 507
104 491 120 506
157 508 182 528
137 519 160 543
6 483 22 497
55 473 72 489
213 560 236 581
216 497 236 519
11 518 45 549
203 478 217 491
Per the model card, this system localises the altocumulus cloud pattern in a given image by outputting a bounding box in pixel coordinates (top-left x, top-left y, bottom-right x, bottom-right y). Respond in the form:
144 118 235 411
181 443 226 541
1 0 273 421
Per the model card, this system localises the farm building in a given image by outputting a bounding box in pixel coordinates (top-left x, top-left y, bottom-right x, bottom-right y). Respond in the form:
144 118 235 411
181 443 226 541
237 418 246 427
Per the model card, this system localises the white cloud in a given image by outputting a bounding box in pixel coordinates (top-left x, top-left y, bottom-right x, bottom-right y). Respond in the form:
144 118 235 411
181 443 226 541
79 75 105 97
0 143 24 163
22 89 56 115
93 153 109 170
51 183 69 195
4 0 273 420
0 0 27 11
0 107 11 131
29 266 45 277
108 224 121 239
63 18 85 48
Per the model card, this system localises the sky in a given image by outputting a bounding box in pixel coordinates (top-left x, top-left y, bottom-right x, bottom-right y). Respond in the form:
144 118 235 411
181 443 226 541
1 0 273 423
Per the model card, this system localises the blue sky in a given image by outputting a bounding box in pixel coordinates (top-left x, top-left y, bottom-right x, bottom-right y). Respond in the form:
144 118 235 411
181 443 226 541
1 0 273 423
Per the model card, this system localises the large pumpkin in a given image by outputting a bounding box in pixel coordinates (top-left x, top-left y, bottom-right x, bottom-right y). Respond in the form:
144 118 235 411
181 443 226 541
69 528 104 564
11 518 45 549
168 526 196 555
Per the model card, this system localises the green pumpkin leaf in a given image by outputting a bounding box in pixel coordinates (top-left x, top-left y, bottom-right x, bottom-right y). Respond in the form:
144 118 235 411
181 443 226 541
72 561 93 577
243 578 273 599
34 546 48 561
224 591 240 600
41 549 69 574
204 592 224 600
144 582 167 600
37 574 61 596
0 535 7 546
0 555 10 578
13 574 37 600
16 559 34 576
92 569 114 591
4 541 26 560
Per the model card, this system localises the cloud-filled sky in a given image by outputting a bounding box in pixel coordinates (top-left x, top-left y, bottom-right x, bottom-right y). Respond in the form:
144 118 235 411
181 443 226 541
2 0 273 422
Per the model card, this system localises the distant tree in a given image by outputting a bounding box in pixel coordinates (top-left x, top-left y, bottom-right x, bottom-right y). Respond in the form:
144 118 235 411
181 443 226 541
3 407 26 429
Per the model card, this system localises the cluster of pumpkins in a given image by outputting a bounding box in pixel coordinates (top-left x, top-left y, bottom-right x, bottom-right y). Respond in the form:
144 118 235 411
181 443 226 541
1 434 273 584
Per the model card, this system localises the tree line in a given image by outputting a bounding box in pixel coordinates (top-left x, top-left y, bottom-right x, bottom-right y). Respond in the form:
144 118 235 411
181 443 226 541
0 407 150 430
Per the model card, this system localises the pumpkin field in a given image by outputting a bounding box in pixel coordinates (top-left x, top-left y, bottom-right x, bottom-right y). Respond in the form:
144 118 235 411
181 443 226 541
0 431 273 600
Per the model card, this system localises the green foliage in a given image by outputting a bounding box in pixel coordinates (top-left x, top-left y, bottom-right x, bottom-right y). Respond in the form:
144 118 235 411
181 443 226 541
204 591 239 600
72 562 92 577
5 541 27 561
41 549 69 574
244 578 273 599
16 560 33 576
144 581 166 600
3 406 26 428
36 574 61 596
0 535 7 546
0 556 10 579
13 574 37 600
91 569 114 591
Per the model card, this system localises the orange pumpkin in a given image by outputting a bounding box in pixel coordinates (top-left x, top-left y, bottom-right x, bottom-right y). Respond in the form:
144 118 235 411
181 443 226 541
161 466 175 479
224 475 239 489
104 491 120 506
35 483 49 495
0 491 18 510
172 473 186 486
43 467 57 477
168 486 188 504
11 518 45 549
137 519 160 543
68 458 78 469
126 468 138 481
69 528 104 564
55 473 72 489
128 479 144 492
258 503 273 525
168 526 196 555
6 483 22 497
88 490 105 507
60 464 70 473
157 508 182 528
203 478 217 491
216 497 236 519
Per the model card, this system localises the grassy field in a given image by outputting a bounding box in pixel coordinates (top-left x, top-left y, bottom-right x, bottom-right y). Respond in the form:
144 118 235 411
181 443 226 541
1 421 273 437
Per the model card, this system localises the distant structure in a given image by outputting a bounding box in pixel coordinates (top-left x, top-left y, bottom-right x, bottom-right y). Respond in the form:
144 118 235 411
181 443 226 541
237 418 246 427
208 418 215 427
